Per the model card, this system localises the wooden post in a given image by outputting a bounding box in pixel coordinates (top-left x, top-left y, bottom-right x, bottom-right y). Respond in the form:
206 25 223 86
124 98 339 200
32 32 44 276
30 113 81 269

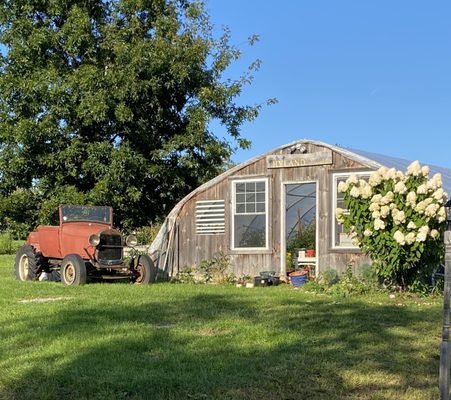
440 230 451 399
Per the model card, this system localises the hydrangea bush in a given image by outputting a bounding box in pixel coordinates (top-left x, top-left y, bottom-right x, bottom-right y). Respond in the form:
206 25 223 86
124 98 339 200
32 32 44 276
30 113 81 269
336 161 447 288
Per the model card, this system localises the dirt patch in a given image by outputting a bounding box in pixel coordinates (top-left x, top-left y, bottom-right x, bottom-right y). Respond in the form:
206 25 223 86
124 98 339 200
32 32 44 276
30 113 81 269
19 296 73 304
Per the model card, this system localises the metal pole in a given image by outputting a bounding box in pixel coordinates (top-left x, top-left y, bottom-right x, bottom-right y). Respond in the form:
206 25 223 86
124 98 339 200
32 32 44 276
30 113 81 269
440 229 451 399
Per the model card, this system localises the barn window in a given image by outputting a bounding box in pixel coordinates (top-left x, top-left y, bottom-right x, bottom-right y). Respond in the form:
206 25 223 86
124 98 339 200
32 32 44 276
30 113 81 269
332 172 372 248
232 178 269 249
196 200 225 234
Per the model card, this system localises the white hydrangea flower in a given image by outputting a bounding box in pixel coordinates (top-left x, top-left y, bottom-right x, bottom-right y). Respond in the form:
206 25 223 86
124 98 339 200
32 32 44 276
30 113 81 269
425 203 439 217
360 184 373 199
347 174 359 185
364 229 373 237
430 229 440 239
372 210 381 219
377 166 388 176
416 225 430 242
433 188 444 201
406 191 417 206
368 175 382 187
416 184 427 195
350 186 360 198
394 230 406 245
338 181 349 193
385 191 394 202
405 232 416 244
380 205 390 218
393 210 406 225
371 194 382 203
374 218 385 231
336 208 345 223
407 160 422 176
369 202 380 212
389 203 397 210
385 168 397 180
415 201 426 214
352 238 360 246
407 221 417 230
438 206 446 223
421 165 430 177
394 181 407 194
433 173 443 188
396 171 405 181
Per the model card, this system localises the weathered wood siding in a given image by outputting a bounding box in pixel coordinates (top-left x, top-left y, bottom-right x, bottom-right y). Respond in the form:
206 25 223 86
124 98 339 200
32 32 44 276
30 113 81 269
175 142 374 277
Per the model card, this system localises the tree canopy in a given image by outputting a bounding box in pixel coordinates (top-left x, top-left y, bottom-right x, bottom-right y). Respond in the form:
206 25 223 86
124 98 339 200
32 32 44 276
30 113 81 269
0 0 271 234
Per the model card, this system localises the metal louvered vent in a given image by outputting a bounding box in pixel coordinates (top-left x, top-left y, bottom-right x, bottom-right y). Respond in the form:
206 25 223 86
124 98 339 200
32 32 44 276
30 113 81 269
196 200 225 235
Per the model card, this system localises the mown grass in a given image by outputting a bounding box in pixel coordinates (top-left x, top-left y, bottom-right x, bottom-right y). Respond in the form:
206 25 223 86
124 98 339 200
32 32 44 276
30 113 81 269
0 254 444 399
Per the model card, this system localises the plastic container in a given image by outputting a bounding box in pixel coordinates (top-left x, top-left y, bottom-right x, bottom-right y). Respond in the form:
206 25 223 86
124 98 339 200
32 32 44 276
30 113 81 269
290 274 308 287
306 249 315 258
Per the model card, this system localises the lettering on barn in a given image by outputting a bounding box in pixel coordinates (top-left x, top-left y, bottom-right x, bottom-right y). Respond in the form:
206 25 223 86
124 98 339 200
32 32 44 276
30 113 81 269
266 150 333 169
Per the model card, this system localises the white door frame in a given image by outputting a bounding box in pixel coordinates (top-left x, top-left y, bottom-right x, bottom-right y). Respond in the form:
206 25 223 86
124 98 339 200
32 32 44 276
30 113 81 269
280 180 319 276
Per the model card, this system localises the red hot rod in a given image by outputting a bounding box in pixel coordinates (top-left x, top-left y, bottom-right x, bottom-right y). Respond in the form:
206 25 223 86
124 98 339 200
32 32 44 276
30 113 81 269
15 205 155 285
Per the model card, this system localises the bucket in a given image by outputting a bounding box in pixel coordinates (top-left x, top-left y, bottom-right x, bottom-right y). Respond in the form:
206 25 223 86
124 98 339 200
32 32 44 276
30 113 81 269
290 274 308 288
306 249 315 258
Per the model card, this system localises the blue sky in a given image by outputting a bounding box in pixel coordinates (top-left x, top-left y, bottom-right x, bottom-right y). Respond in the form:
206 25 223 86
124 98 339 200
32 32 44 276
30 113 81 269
207 0 451 169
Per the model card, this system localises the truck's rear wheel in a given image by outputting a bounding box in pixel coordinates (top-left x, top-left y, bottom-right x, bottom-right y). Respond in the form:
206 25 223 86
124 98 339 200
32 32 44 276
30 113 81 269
15 245 43 281
61 254 87 286
133 255 156 285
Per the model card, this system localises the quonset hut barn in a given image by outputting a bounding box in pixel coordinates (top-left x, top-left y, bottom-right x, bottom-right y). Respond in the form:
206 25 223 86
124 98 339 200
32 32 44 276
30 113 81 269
149 139 451 279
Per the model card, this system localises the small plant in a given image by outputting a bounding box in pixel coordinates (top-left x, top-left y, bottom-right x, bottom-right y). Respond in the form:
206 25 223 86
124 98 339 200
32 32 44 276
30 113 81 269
177 266 196 284
0 231 13 255
134 224 162 244
198 251 231 284
318 268 340 286
329 265 372 297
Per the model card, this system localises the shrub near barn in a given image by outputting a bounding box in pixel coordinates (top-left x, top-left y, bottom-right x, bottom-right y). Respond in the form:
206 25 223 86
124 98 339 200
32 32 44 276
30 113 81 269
336 161 447 289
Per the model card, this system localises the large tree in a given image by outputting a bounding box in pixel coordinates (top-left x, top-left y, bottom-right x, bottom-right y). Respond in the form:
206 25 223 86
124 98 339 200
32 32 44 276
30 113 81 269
0 0 270 231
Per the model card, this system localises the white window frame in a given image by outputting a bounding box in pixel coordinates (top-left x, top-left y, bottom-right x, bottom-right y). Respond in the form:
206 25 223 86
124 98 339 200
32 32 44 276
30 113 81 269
231 177 269 251
331 171 372 249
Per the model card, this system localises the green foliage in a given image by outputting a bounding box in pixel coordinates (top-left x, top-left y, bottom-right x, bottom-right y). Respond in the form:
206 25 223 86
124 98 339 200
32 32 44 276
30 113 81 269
0 231 12 254
338 163 446 289
319 268 340 286
198 251 231 284
177 266 196 284
0 0 273 230
287 221 316 254
329 265 372 297
134 223 162 245
177 251 233 284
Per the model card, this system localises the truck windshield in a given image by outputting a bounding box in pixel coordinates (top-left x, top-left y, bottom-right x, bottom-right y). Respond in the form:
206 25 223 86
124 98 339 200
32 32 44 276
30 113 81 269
61 205 111 224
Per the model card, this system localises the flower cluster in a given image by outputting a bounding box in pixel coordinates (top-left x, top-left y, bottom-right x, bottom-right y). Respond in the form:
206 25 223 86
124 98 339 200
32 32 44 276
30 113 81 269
336 160 447 285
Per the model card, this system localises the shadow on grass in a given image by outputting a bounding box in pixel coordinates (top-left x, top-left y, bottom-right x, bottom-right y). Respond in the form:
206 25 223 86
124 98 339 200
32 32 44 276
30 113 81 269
0 290 442 400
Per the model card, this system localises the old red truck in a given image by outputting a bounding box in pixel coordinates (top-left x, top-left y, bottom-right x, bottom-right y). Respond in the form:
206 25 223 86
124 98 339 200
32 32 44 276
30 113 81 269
15 205 155 285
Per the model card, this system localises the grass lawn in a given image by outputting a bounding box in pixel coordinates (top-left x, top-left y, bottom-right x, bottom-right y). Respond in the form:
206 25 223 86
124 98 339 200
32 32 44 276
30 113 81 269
0 254 444 400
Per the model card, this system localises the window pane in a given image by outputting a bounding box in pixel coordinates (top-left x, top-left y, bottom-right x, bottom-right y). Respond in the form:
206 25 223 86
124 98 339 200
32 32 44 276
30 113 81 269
236 183 245 193
236 193 246 203
246 193 256 203
234 215 266 248
256 202 265 213
256 192 265 202
236 204 245 213
256 182 265 192
246 182 256 192
246 203 255 213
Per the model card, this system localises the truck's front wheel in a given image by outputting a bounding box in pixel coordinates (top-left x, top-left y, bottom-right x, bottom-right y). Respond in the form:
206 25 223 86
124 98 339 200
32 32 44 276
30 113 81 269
61 254 87 286
132 255 156 285
15 245 43 281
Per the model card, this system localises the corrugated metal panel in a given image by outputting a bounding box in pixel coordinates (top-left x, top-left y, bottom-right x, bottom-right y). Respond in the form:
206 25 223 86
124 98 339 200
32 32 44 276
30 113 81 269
349 148 451 194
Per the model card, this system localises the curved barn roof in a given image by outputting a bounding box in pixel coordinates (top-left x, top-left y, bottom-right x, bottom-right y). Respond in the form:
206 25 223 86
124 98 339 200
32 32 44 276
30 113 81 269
149 139 451 256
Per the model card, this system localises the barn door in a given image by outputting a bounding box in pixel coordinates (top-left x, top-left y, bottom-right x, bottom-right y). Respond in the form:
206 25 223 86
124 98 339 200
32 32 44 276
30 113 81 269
281 182 317 276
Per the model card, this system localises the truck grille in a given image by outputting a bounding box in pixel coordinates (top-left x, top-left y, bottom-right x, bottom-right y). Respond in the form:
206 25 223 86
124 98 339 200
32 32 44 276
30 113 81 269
98 232 122 264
